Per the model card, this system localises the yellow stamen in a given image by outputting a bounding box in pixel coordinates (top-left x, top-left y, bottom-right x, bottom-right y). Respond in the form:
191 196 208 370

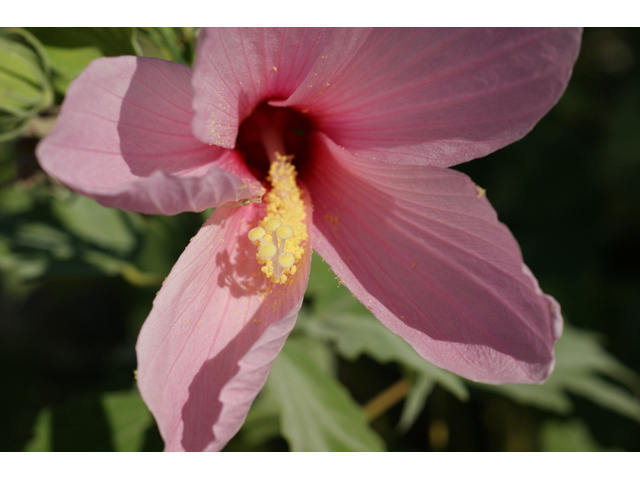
248 227 266 242
278 252 295 269
276 225 294 240
265 217 282 232
258 243 277 259
247 152 307 284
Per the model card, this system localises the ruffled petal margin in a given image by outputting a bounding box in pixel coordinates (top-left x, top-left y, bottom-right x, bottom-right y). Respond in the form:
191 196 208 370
276 28 582 168
37 56 262 215
136 193 312 451
306 132 561 384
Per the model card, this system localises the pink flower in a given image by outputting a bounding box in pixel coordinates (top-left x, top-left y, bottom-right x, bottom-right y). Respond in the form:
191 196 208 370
36 28 581 451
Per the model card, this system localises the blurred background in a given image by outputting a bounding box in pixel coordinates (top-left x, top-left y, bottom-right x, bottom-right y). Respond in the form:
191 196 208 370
0 27 639 452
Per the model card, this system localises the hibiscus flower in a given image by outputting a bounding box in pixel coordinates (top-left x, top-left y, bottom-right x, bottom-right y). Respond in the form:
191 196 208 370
36 28 582 451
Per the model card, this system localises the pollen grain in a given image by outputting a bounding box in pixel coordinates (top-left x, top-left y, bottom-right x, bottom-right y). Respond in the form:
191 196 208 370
248 153 307 284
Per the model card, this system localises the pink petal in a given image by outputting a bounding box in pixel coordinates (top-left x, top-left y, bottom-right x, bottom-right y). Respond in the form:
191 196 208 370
306 132 561 384
191 27 329 148
37 56 262 215
277 28 581 168
136 193 313 451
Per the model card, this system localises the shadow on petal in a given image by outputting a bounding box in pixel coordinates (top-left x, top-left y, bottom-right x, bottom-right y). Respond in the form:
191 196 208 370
180 258 305 451
307 133 558 382
176 194 312 451
179 307 260 451
117 57 222 177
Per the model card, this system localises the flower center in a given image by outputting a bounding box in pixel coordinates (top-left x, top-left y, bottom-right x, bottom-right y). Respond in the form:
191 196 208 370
248 152 307 284
238 103 312 284
236 103 315 182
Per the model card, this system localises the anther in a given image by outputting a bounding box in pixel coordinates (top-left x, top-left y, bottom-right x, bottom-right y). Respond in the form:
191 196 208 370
265 217 282 232
276 225 294 240
258 244 277 259
278 252 295 269
248 227 266 242
248 150 307 284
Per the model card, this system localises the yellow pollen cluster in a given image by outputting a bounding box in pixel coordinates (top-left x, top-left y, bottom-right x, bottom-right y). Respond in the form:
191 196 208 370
248 153 307 284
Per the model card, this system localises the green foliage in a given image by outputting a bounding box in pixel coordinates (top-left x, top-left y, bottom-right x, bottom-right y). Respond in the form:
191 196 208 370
301 311 470 402
301 252 468 433
0 28 53 140
24 28 139 94
0 183 162 294
102 390 154 452
24 390 152 452
397 373 435 433
24 409 52 452
539 419 605 452
480 325 640 423
135 28 198 66
267 337 384 451
26 28 138 58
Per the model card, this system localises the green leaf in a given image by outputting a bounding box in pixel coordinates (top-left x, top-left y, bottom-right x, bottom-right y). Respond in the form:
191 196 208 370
562 375 640 423
0 182 34 214
304 252 467 407
0 28 53 140
13 222 74 257
554 325 640 392
24 408 52 452
25 393 151 451
301 312 468 401
51 195 140 255
539 419 604 452
398 373 435 433
306 252 367 315
225 389 282 450
479 382 573 415
267 337 384 451
26 28 137 57
44 45 102 93
479 325 640 422
101 390 153 452
26 28 138 94
135 28 194 66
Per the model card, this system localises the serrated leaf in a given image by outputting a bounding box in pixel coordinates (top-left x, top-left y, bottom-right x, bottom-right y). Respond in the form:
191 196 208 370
563 375 640 423
555 326 640 392
546 325 640 422
302 313 468 401
101 390 153 452
267 337 384 451
478 325 640 422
